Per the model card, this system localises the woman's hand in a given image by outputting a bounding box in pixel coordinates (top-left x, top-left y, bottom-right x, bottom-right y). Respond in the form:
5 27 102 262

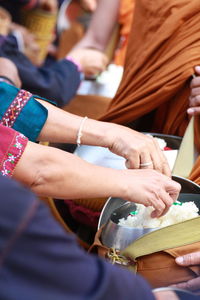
188 66 200 116
14 141 180 218
104 124 171 177
121 169 180 217
172 252 200 291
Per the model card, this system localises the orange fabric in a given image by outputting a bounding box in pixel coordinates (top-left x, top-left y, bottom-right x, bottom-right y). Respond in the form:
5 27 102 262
136 242 200 288
189 155 200 185
90 227 200 288
114 0 135 66
100 0 200 143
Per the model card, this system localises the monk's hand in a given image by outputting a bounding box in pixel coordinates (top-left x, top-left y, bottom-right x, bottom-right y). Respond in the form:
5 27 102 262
121 169 180 217
153 290 179 300
107 124 171 176
171 252 200 291
188 66 200 116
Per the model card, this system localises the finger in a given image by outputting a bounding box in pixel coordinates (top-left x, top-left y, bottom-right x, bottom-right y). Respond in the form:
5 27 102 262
189 95 200 107
190 76 200 88
151 138 171 176
150 199 166 218
151 191 173 218
139 151 153 170
187 107 200 115
148 139 163 173
176 252 200 266
165 180 181 202
126 151 140 169
171 278 200 291
190 87 200 97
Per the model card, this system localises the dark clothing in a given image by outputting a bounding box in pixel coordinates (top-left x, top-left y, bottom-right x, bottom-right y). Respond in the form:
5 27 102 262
0 175 155 300
0 35 81 107
0 0 38 22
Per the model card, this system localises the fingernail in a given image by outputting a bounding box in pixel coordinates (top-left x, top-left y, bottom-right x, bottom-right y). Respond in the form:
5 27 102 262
187 108 194 114
176 257 183 264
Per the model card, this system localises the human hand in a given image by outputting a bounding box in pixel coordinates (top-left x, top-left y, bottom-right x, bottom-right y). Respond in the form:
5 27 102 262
172 252 200 291
79 0 97 12
0 58 22 88
188 66 200 116
105 124 171 177
38 0 58 13
121 169 180 217
153 290 179 300
67 48 108 76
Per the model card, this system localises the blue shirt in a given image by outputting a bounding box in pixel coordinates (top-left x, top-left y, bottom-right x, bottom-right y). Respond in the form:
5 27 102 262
0 175 155 300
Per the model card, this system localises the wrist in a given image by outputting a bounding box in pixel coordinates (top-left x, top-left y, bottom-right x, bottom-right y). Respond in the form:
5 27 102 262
66 55 83 73
80 119 114 147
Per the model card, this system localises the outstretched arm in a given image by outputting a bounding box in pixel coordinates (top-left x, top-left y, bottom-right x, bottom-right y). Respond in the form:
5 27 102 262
37 99 171 176
66 0 119 76
13 140 180 217
73 0 120 51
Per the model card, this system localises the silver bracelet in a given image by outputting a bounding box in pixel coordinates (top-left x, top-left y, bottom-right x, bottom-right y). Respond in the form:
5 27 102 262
76 116 88 147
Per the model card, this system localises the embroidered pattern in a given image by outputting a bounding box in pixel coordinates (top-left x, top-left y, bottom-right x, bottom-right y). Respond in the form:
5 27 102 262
1 133 28 177
0 89 32 127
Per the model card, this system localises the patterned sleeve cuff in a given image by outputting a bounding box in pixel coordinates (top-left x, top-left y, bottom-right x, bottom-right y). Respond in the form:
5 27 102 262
0 82 52 142
0 125 28 177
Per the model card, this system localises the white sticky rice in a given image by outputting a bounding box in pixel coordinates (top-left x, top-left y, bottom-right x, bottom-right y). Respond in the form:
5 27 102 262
118 202 199 229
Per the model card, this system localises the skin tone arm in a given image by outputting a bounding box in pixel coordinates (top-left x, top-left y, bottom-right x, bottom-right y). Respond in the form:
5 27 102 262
72 0 120 51
36 99 171 176
0 58 171 176
67 0 119 75
13 140 180 217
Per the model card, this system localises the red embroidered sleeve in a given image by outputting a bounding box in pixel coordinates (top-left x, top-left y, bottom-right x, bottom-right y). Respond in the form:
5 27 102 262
0 125 28 177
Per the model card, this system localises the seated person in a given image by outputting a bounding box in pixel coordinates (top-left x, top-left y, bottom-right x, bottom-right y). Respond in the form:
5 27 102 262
0 174 185 300
0 0 108 106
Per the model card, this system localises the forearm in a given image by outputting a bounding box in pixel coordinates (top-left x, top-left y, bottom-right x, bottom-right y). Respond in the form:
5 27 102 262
37 99 114 147
13 141 127 199
73 0 120 51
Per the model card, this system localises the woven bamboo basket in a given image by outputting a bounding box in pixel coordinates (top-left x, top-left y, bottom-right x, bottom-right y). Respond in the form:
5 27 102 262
20 8 57 65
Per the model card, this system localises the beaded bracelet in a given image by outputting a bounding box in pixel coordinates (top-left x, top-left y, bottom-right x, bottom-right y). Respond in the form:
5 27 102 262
76 116 88 147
